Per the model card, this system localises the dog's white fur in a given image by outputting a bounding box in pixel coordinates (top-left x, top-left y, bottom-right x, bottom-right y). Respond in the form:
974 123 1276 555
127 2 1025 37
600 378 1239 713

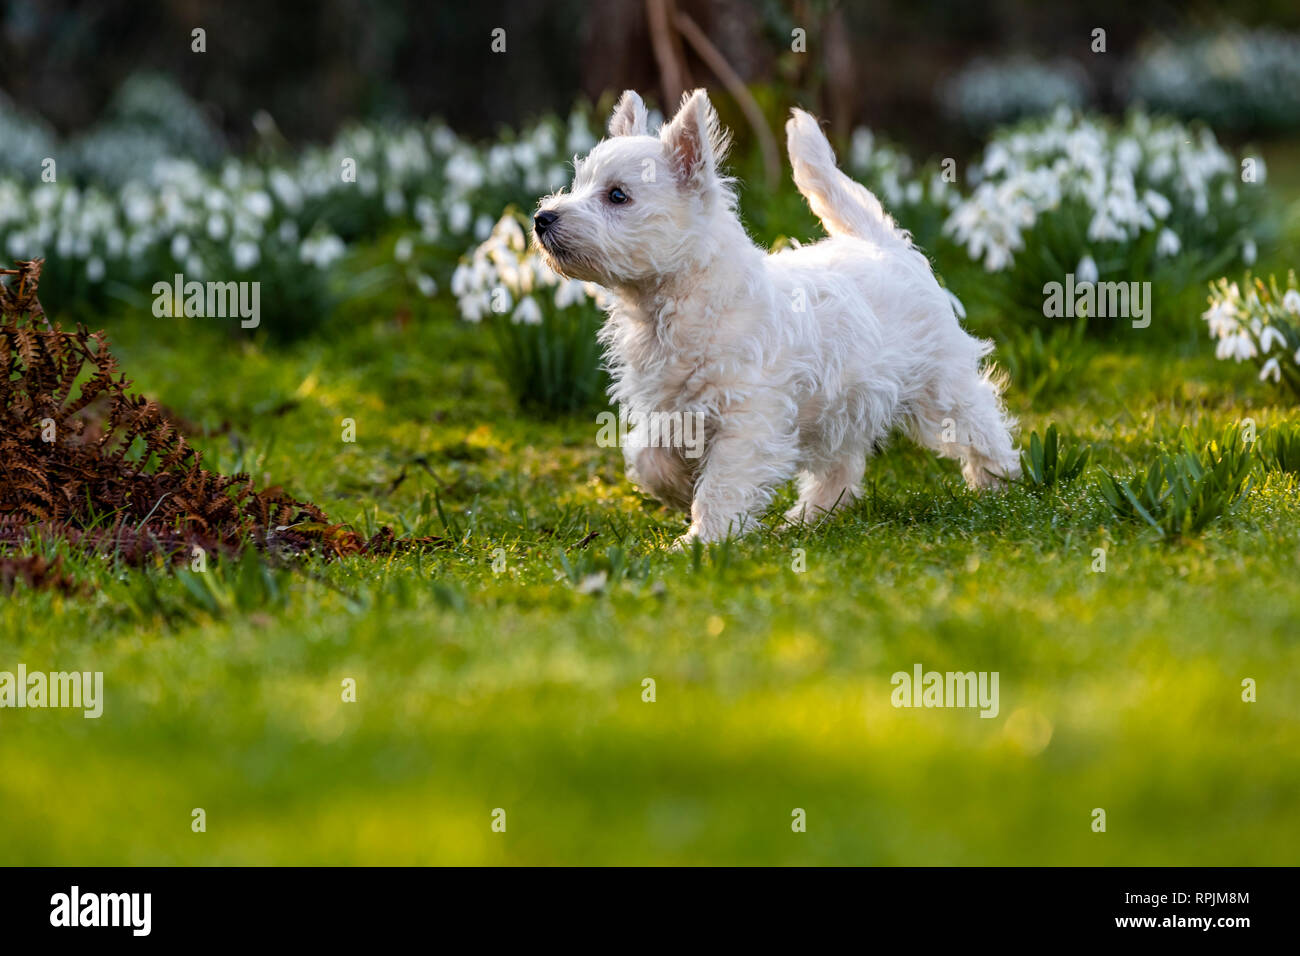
534 89 1020 545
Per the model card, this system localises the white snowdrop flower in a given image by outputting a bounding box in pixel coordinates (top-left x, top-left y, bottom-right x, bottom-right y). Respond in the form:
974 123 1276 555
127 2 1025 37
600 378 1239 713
123 192 153 225
86 257 106 282
430 126 458 155
384 188 405 216
1202 300 1238 339
444 152 485 194
555 278 588 309
513 141 539 173
460 291 489 322
9 229 35 256
415 273 437 297
170 233 191 260
1086 209 1127 243
1156 228 1181 258
566 111 596 154
486 144 513 179
447 200 471 234
1224 332 1257 362
540 258 561 287
495 214 526 252
1115 138 1141 170
474 214 494 240
1258 324 1287 354
523 164 556 192
984 143 1011 177
529 123 557 158
1259 357 1281 384
233 241 260 271
206 213 228 241
1242 238 1257 265
495 260 521 292
243 191 273 219
1077 254 1099 284
1142 190 1172 219
450 263 472 298
268 170 302 210
394 236 413 262
298 235 345 268
850 128 876 170
1283 289 1300 315
512 295 543 325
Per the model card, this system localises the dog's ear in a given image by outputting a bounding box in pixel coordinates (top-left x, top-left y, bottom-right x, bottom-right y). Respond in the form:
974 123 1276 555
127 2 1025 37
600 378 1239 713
608 90 648 137
660 89 727 190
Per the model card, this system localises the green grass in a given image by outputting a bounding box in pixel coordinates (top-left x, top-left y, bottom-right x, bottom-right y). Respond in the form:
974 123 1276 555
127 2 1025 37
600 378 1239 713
4 147 1300 866
3 303 1297 865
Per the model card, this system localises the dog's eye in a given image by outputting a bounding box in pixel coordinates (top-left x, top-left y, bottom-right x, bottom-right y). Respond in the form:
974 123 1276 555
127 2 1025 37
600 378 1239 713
608 186 629 205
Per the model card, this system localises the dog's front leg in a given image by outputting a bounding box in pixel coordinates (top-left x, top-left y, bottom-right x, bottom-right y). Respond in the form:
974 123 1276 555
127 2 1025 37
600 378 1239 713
674 396 798 547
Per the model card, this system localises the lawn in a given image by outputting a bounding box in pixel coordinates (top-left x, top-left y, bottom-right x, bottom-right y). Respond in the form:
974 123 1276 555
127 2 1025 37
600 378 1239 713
3 152 1300 867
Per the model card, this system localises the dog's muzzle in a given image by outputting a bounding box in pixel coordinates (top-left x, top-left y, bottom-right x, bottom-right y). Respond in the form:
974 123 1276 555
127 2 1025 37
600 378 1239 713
533 210 558 236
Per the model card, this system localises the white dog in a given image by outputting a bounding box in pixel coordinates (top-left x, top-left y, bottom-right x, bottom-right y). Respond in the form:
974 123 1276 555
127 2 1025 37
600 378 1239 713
533 89 1020 546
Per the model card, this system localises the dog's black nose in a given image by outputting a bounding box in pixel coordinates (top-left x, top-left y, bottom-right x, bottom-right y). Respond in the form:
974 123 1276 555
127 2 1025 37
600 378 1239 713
534 210 558 235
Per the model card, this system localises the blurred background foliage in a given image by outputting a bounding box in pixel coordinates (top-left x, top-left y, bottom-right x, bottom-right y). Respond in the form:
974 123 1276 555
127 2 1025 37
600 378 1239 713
6 0 1300 151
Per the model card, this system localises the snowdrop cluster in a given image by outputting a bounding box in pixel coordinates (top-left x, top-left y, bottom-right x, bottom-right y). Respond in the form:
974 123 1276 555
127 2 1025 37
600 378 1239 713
939 55 1090 130
451 212 608 324
1203 272 1300 395
0 156 349 289
287 107 594 248
1128 28 1300 133
945 107 1260 273
0 90 600 331
0 93 57 180
848 128 960 223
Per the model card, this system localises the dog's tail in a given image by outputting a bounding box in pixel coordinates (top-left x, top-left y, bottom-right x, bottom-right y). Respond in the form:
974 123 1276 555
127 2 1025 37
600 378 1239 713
785 108 911 249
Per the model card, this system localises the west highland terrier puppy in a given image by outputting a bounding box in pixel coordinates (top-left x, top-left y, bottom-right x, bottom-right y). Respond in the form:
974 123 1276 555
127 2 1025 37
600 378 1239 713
533 89 1020 546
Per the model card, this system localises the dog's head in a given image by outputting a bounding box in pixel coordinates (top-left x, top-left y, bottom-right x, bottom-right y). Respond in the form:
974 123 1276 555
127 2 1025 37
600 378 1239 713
532 89 733 287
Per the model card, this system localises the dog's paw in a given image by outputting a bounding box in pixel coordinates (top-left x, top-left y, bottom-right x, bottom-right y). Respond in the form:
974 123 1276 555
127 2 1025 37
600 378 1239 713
667 530 698 553
782 503 811 528
963 461 1020 491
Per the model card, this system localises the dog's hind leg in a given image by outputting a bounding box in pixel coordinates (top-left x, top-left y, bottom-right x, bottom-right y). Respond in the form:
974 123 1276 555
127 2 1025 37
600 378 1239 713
908 371 1020 490
626 444 696 510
